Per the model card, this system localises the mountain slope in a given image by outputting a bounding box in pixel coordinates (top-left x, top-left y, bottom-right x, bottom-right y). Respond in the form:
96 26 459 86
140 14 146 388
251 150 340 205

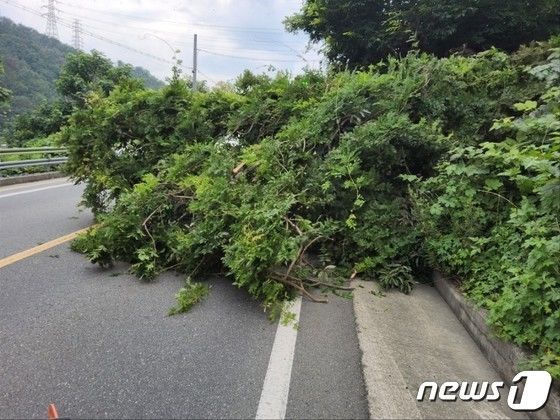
0 17 164 127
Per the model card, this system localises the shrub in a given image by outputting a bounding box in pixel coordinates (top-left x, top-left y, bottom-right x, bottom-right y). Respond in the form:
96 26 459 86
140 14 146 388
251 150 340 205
411 43 560 376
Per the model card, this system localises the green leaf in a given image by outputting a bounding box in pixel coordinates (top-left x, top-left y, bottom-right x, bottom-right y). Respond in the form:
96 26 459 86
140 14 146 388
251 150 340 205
513 100 538 112
484 178 503 191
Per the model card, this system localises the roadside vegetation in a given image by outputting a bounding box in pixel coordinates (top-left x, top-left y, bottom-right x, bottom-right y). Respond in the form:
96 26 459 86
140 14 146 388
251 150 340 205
1 0 558 377
0 59 9 106
0 17 163 131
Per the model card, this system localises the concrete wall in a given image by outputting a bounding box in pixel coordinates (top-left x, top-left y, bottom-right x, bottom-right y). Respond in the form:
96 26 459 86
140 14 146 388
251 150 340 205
433 271 559 419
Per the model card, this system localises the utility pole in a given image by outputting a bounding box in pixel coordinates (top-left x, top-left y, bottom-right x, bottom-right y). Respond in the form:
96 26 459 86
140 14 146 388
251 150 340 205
71 19 83 50
43 0 59 39
192 33 198 90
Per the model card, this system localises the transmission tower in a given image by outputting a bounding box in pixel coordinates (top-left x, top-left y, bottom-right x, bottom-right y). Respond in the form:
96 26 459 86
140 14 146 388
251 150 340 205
72 19 83 50
43 0 59 39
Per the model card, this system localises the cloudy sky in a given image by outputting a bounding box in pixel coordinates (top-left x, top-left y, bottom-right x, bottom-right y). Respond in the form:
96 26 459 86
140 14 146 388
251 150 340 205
0 0 324 84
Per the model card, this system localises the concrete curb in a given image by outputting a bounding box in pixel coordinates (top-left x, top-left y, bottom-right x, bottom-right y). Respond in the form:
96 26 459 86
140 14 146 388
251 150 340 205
433 270 559 419
0 171 65 187
352 280 523 419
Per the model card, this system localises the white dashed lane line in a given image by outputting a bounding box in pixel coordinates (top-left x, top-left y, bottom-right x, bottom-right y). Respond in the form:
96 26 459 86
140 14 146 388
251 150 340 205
256 296 303 420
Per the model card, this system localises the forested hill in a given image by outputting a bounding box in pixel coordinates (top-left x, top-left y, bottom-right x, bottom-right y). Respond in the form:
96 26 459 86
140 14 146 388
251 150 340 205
0 17 163 126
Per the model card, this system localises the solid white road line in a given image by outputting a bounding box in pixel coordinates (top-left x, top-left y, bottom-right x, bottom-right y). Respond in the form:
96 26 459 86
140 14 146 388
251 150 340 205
0 177 68 192
0 182 73 199
256 296 302 420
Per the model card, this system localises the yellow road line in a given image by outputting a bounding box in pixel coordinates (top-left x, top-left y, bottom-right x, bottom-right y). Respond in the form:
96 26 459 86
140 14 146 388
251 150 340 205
0 226 92 269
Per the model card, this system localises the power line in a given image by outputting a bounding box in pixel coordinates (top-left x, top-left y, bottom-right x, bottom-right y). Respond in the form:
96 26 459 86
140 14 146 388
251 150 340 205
18 0 315 60
51 0 311 60
197 69 216 84
53 5 295 50
55 6 183 35
174 41 306 57
55 17 305 56
198 48 319 63
52 3 277 37
53 0 316 63
55 0 284 34
75 20 305 52
69 25 174 65
1 0 320 84
1 0 177 65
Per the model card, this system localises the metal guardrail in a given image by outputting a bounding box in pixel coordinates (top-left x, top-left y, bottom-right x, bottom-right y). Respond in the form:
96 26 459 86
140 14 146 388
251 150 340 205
0 147 68 170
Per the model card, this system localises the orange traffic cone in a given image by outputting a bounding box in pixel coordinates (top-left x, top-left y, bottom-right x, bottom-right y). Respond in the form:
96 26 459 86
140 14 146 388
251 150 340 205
47 403 59 420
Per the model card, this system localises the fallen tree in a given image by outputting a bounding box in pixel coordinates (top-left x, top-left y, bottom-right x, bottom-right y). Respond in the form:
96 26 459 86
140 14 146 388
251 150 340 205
63 40 558 375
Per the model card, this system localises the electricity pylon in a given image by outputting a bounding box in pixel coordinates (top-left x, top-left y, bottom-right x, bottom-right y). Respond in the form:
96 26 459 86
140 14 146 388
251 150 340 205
43 0 58 39
72 19 83 50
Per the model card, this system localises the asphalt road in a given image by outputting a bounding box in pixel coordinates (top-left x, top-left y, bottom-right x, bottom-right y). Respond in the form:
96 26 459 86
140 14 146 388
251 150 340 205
0 178 368 419
0 178 92 258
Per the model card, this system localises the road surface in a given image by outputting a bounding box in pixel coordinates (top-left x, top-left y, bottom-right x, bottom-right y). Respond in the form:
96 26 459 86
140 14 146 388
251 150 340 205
0 178 368 419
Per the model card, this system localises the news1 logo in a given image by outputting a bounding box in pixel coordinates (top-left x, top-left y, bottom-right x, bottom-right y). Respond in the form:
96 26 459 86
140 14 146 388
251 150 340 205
417 371 553 411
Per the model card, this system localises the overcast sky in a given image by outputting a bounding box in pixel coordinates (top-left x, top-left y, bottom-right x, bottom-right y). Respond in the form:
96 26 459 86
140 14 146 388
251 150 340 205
0 0 324 84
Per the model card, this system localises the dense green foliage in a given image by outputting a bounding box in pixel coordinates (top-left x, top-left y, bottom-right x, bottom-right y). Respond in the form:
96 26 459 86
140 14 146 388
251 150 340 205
0 17 163 131
65 38 559 375
0 59 9 108
285 0 560 67
0 17 73 127
56 51 141 107
410 44 560 376
3 50 163 147
5 101 70 147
